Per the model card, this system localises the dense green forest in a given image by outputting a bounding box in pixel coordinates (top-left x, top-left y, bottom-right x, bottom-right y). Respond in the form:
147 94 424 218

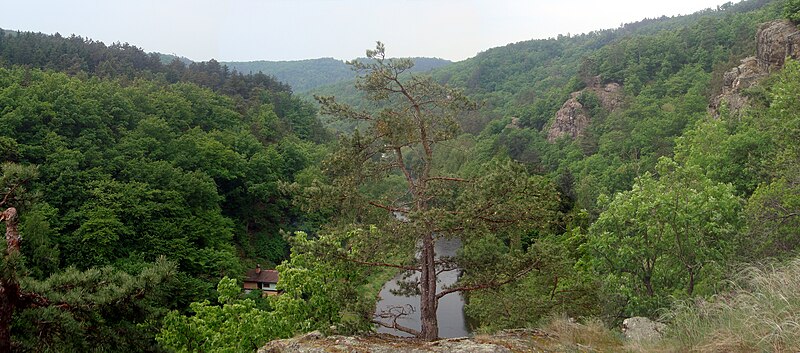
0 27 335 351
2 0 800 351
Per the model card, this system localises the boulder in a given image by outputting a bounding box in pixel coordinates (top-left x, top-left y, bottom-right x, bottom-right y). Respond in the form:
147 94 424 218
505 116 521 129
621 317 666 342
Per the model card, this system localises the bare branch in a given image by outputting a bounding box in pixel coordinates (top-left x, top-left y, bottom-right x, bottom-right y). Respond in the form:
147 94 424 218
373 304 421 337
425 176 471 183
394 147 417 196
436 267 460 276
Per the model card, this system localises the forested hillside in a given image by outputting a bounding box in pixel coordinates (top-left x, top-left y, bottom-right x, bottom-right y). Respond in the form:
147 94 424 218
306 0 800 341
431 0 800 343
223 57 452 93
0 28 333 351
2 0 800 351
437 0 779 208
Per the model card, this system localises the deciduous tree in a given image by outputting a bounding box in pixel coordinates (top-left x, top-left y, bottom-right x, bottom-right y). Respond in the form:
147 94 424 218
584 157 741 316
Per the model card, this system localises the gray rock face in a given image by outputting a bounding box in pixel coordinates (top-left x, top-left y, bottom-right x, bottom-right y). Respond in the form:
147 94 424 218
547 76 622 142
547 93 590 142
756 20 800 72
621 317 666 342
259 334 511 353
711 20 800 116
710 56 766 116
596 82 624 112
258 329 557 353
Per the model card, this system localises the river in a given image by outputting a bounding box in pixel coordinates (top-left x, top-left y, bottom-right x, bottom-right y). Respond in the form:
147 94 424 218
373 237 471 338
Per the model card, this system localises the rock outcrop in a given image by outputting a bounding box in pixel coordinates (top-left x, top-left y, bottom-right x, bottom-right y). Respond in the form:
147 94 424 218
757 20 800 72
505 116 522 129
547 77 622 142
547 93 590 142
711 56 766 116
258 321 668 352
259 329 560 353
621 317 666 342
711 20 800 116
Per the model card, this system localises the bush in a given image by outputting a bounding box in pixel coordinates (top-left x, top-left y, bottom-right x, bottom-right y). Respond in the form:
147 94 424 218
785 0 800 23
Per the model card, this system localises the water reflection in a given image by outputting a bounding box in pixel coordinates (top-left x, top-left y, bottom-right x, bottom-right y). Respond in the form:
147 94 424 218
374 237 470 338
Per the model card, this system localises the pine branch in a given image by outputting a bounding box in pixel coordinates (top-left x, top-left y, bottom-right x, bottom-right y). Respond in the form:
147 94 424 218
0 174 33 208
368 201 409 214
424 176 471 183
345 257 420 272
435 260 540 300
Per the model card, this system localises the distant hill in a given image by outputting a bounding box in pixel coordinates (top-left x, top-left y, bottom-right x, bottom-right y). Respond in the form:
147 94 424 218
223 57 452 92
156 52 193 65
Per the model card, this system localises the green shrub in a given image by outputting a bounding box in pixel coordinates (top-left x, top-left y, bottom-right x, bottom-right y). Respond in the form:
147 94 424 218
785 0 800 23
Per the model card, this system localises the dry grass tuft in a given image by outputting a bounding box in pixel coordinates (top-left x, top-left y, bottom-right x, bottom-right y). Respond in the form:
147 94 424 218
542 316 627 352
663 258 800 353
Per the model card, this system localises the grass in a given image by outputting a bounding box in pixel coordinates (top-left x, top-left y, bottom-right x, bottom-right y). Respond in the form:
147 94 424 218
662 258 800 353
524 258 800 352
543 316 628 352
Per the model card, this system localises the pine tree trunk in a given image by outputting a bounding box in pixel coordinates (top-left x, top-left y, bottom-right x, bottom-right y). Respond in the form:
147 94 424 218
1 207 20 352
0 280 18 353
419 232 439 341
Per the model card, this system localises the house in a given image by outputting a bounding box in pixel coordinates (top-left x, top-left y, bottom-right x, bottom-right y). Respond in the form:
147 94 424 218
243 265 280 296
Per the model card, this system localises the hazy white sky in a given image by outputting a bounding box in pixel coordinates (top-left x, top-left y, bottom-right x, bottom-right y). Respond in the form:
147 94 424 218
3 0 734 62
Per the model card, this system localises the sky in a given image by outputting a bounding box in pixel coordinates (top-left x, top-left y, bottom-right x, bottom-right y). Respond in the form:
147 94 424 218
2 0 735 62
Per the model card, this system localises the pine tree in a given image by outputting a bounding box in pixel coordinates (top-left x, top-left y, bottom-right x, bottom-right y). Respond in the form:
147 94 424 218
309 43 559 340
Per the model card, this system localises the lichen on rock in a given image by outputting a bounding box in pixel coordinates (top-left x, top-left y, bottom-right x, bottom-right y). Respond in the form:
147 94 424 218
621 317 666 343
258 329 559 353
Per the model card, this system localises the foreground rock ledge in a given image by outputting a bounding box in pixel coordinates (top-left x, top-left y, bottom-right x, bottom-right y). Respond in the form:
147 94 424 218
259 329 556 353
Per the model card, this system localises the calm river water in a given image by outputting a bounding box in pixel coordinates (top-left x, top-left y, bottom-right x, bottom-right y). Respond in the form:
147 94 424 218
374 237 471 338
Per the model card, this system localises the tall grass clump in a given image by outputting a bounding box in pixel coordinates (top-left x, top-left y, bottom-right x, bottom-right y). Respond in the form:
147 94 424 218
544 316 625 351
665 258 800 352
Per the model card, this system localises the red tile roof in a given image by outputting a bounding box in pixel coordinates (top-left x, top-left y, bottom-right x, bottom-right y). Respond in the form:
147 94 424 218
244 269 279 284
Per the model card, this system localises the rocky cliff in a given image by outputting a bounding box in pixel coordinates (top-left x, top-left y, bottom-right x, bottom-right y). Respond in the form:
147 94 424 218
711 20 800 116
757 20 800 71
547 77 622 142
